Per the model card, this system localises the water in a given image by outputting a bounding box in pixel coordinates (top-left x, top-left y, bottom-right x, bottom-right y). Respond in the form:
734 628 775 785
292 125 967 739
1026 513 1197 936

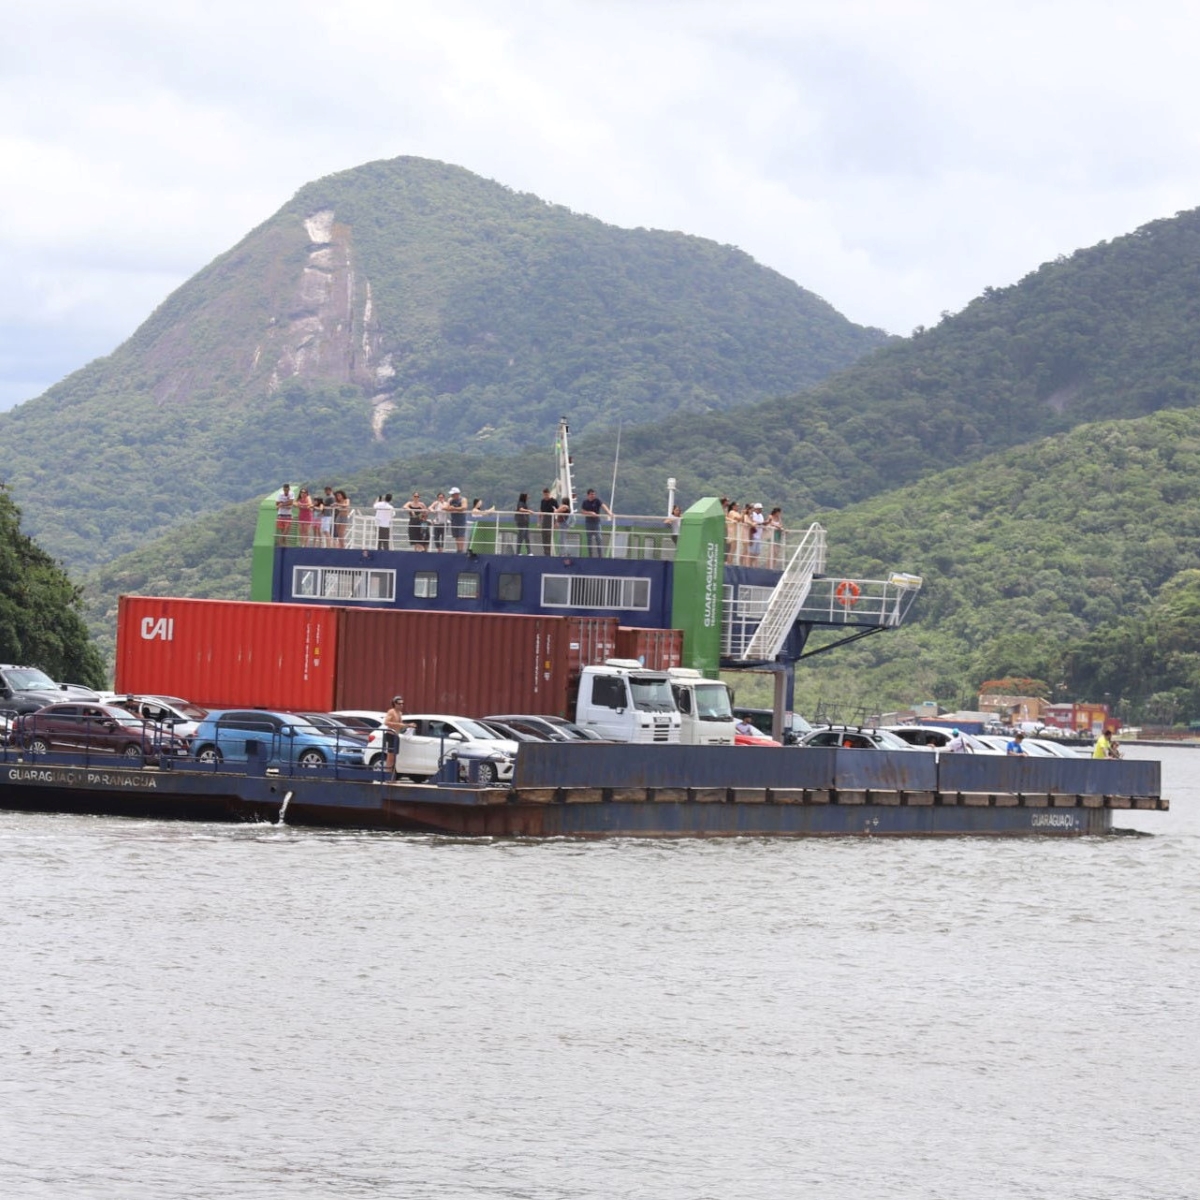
1 746 1196 1199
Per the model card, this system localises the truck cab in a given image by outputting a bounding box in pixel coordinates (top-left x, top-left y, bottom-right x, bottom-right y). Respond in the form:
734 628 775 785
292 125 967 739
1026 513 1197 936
574 659 681 743
667 667 737 745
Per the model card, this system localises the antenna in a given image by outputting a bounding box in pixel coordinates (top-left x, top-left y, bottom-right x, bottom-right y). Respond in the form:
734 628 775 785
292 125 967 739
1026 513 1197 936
552 418 575 513
607 421 622 557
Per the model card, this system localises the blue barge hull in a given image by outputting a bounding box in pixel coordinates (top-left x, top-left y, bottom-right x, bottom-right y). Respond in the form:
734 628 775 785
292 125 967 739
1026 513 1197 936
0 745 1164 837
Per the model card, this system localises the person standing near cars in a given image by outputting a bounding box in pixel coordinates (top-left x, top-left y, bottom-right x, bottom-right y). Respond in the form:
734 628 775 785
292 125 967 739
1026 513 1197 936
383 695 411 779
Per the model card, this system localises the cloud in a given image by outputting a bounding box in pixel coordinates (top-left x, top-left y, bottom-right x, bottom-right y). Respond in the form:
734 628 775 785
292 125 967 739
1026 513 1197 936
3 0 1200 409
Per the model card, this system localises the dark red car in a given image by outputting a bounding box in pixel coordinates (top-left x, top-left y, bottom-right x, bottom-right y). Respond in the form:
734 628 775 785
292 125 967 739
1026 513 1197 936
15 703 190 762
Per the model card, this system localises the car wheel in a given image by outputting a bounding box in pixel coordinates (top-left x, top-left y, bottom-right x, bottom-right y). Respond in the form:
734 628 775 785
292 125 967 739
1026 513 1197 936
476 761 499 786
298 749 326 768
121 744 144 761
366 752 383 768
29 737 50 755
196 746 222 764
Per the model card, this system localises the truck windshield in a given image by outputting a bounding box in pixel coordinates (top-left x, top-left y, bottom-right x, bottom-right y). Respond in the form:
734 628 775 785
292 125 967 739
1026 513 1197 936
629 676 675 712
694 683 733 720
3 668 57 690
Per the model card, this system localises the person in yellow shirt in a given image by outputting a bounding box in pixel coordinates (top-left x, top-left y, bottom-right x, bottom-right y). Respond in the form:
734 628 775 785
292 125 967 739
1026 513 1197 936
1092 728 1113 759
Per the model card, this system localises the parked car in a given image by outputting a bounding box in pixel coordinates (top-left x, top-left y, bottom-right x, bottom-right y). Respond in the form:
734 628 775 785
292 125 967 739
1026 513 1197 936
330 710 387 730
13 702 190 762
190 710 366 769
883 725 1001 753
1023 737 1089 758
796 725 920 751
733 708 813 745
974 734 1061 757
484 714 605 742
0 664 99 715
100 694 210 740
364 715 518 784
295 712 371 744
478 719 550 744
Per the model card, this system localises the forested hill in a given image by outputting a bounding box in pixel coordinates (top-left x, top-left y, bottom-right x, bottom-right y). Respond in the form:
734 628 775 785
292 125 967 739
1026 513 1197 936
587 204 1200 513
0 156 888 572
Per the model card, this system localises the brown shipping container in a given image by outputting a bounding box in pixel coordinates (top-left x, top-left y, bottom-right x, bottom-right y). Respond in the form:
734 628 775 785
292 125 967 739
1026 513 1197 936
334 610 574 717
616 627 685 671
565 616 620 675
115 596 338 710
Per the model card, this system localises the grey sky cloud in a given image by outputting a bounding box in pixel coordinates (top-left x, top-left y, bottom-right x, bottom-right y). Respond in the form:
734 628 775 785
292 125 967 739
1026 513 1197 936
3 0 1199 411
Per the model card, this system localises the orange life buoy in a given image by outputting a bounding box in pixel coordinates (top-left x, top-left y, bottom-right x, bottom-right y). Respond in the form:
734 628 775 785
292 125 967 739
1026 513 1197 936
835 580 861 608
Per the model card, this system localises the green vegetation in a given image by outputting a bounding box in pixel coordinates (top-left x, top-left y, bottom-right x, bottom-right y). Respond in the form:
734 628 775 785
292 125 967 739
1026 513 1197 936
0 156 886 572
0 489 105 686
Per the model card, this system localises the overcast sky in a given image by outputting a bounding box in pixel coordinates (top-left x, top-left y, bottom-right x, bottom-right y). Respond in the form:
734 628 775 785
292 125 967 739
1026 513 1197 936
3 0 1197 411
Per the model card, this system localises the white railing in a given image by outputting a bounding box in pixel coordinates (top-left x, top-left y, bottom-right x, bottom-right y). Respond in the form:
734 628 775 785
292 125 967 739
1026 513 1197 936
273 509 816 565
739 523 827 660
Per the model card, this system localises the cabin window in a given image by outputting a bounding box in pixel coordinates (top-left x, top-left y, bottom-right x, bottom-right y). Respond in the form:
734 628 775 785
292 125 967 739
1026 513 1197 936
414 571 438 599
540 574 651 611
497 573 522 602
292 565 395 602
457 572 481 600
591 675 627 709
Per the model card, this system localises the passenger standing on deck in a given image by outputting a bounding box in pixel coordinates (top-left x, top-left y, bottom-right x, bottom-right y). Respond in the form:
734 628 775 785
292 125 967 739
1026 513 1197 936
428 492 448 552
320 486 336 546
275 484 295 545
1092 728 1118 759
383 695 411 779
447 487 469 551
725 502 742 565
1005 731 1026 755
373 493 394 550
333 490 351 547
765 507 784 568
514 493 533 554
539 488 557 555
747 502 765 562
581 488 612 557
404 492 428 550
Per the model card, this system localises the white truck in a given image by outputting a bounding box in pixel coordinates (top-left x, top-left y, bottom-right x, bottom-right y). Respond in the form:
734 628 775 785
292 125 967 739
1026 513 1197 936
666 667 738 746
573 659 682 743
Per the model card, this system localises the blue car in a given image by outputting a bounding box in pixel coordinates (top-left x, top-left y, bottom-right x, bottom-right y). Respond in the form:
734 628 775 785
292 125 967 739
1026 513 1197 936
190 709 365 769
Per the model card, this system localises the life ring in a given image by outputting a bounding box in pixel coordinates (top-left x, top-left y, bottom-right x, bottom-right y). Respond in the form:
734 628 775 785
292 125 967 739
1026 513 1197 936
835 580 861 608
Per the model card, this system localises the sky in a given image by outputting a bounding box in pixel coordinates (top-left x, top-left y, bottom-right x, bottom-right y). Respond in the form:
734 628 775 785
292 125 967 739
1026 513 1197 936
3 0 1199 411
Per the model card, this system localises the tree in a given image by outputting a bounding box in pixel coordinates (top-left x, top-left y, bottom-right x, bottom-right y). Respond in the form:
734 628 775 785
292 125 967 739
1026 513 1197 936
0 488 106 686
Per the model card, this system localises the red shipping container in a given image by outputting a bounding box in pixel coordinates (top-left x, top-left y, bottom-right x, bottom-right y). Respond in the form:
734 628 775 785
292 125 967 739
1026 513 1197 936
334 609 574 717
616 627 684 670
115 596 337 711
565 616 619 676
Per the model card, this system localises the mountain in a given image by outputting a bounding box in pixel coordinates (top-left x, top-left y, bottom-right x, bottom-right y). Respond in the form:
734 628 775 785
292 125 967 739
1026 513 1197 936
0 156 888 572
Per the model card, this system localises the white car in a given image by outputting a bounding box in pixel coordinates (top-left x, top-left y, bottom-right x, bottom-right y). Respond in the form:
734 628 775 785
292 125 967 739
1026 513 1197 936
975 734 1059 757
100 693 210 741
884 725 1002 753
331 709 387 730
364 714 518 784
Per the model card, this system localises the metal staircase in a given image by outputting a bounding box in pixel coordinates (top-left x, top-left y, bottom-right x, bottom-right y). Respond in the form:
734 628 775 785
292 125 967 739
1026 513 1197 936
739 523 827 660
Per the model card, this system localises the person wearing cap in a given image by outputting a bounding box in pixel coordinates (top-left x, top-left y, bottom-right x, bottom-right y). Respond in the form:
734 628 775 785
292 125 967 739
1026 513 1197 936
446 486 468 551
383 695 412 778
747 502 765 562
945 728 971 753
580 488 613 557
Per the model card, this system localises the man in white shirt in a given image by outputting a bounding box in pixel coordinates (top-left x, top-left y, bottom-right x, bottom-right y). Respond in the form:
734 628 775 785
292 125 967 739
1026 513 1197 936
944 728 971 753
373 493 395 550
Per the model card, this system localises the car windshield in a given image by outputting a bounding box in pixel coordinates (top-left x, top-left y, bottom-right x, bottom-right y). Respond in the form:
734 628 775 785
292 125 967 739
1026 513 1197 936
694 683 733 720
160 700 208 720
6 668 57 690
629 677 675 712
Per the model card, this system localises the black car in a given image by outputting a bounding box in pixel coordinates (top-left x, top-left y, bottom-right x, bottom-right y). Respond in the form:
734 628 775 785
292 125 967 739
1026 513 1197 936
14 702 190 761
0 665 99 715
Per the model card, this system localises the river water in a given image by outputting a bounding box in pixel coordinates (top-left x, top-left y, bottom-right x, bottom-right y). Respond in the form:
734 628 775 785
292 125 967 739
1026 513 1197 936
1 745 1196 1199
